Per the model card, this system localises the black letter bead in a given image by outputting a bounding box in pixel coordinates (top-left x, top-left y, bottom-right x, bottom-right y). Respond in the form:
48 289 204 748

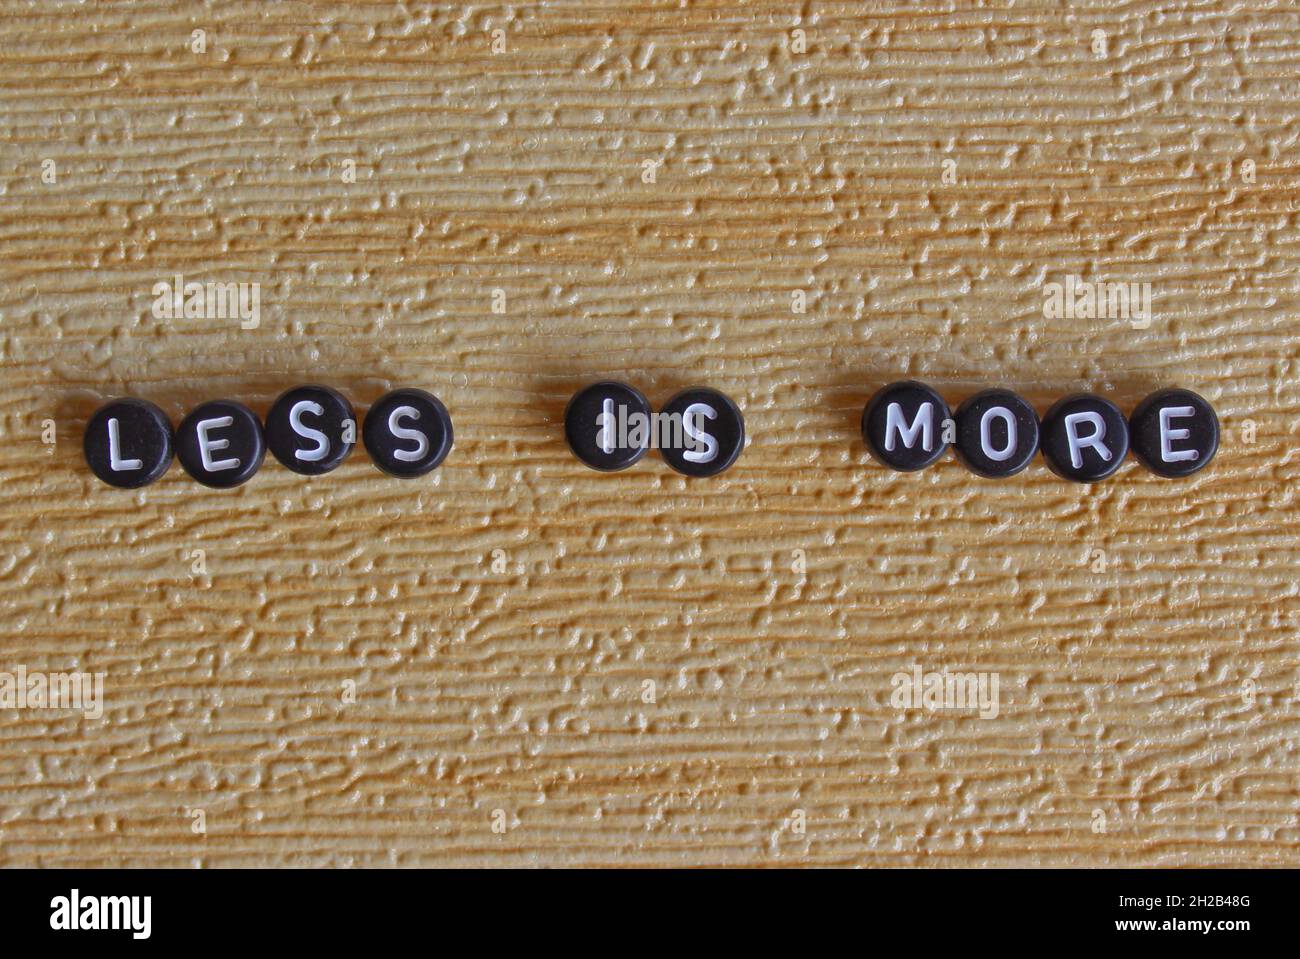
953 388 1040 478
266 385 356 475
1040 393 1129 483
83 398 174 489
658 387 745 478
861 380 951 471
1129 388 1218 478
564 381 652 472
362 388 453 477
176 400 267 488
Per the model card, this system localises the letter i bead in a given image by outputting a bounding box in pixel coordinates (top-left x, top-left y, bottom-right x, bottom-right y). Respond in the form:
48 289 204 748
84 398 174 488
564 381 652 472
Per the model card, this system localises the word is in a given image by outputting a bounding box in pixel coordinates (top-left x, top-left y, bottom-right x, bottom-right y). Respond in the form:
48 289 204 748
564 382 745 477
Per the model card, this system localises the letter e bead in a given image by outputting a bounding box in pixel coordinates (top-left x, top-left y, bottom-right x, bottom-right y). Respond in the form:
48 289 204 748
1129 388 1218 478
177 400 266 488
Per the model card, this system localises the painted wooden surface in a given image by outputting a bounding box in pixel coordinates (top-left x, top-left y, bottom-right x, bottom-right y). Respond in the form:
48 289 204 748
0 1 1297 866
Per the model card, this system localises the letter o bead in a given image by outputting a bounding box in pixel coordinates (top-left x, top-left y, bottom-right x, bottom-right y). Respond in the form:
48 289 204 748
266 385 355 475
1040 393 1128 483
862 380 951 471
953 389 1040 478
176 400 267 488
362 388 453 477
83 398 174 489
1129 388 1218 478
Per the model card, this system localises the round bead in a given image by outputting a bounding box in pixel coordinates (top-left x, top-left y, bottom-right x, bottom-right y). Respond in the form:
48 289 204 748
1129 388 1218 478
861 380 951 471
176 400 267 488
953 388 1040 478
83 398 174 489
1040 393 1129 483
657 387 745 477
564 381 652 472
266 385 356 475
362 388 453 478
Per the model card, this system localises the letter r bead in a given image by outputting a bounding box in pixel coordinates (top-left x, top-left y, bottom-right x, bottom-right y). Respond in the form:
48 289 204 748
1040 394 1128 483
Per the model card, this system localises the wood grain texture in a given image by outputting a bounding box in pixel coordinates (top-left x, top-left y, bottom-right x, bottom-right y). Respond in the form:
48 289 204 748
0 0 1298 867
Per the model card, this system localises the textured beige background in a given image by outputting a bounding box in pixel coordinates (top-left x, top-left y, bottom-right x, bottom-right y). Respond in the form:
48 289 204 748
1 1 1298 867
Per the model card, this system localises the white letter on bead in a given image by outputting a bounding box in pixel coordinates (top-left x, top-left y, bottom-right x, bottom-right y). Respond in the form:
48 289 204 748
979 406 1017 462
196 417 240 472
388 406 429 462
1063 412 1111 469
1158 406 1198 462
682 403 719 464
107 418 142 471
289 400 329 462
885 402 933 452
596 398 615 454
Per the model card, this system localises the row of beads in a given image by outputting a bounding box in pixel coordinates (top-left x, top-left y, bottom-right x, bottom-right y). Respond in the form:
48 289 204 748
84 386 451 488
563 382 745 477
83 381 1218 489
862 382 1218 481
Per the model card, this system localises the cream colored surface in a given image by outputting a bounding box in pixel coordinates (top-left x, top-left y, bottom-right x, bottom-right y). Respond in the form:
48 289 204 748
0 1 1297 866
